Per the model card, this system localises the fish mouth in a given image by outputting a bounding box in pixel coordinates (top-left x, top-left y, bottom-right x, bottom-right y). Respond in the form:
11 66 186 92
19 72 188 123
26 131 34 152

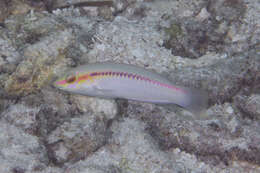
52 81 60 88
51 76 63 89
52 81 60 89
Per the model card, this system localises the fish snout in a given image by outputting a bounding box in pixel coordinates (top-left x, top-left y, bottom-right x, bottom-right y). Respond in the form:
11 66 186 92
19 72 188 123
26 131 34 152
51 76 63 89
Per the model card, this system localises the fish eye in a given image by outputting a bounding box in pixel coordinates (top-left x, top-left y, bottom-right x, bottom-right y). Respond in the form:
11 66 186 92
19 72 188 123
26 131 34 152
66 75 77 83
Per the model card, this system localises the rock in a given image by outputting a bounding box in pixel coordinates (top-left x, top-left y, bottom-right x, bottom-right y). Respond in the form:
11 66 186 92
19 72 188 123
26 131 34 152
168 54 260 106
1 104 40 134
30 89 80 135
4 29 74 97
0 30 21 67
47 113 107 165
195 7 211 21
0 0 9 22
85 16 174 73
0 0 47 23
0 120 48 172
235 94 260 119
125 101 260 167
66 118 189 173
162 0 258 59
71 95 118 120
32 167 64 173
208 0 246 21
0 0 259 172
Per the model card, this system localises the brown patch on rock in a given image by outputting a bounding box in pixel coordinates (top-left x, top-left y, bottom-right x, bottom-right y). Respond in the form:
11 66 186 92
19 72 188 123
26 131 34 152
0 0 47 23
228 146 260 166
0 0 10 22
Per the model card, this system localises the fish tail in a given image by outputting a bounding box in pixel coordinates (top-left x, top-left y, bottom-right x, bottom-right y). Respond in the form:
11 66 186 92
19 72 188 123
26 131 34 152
181 88 208 114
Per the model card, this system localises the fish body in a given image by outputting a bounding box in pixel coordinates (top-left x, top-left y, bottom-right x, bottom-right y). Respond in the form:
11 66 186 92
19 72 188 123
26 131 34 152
54 62 207 112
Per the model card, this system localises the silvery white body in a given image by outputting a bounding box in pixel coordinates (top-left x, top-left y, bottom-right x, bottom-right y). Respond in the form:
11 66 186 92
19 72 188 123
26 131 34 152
94 75 188 105
55 62 207 111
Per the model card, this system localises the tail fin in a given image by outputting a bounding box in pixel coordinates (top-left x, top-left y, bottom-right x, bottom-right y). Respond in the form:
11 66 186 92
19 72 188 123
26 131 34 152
181 88 208 114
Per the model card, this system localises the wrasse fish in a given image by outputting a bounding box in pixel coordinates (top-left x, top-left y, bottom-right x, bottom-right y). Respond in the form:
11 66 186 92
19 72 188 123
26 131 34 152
54 62 207 112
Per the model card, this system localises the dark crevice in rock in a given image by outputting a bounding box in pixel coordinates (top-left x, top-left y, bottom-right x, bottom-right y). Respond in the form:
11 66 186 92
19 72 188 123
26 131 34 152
150 125 260 166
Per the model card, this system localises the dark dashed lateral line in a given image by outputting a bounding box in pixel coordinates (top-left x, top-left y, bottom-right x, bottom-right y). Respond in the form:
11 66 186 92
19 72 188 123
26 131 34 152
89 71 184 92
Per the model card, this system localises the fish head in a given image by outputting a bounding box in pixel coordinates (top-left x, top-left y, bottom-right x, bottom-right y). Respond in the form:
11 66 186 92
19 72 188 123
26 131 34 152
53 69 94 95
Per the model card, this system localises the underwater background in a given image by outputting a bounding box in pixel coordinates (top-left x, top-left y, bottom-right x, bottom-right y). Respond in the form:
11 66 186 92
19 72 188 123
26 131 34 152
0 0 260 172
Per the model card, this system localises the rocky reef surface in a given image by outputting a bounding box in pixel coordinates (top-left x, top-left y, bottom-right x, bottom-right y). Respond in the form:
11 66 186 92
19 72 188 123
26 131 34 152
0 0 260 172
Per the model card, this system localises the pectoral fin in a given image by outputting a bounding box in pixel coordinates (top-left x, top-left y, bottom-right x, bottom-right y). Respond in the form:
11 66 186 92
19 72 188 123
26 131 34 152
92 86 116 98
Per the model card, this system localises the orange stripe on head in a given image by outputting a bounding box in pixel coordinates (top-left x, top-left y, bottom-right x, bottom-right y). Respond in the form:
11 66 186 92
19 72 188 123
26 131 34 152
76 71 114 84
78 74 89 81
76 73 91 84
